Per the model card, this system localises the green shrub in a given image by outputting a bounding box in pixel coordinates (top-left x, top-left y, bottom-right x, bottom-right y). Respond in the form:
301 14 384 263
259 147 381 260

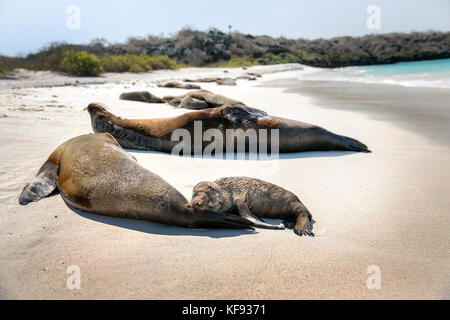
296 50 321 64
146 55 178 70
100 54 178 73
219 55 258 68
59 50 102 76
257 53 299 65
0 56 17 78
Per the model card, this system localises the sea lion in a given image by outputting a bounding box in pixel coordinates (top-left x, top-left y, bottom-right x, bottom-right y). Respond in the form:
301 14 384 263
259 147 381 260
216 78 237 86
18 133 254 230
162 90 243 110
184 77 237 86
236 75 257 81
119 91 164 103
86 103 370 154
157 82 201 90
191 177 313 236
184 77 218 83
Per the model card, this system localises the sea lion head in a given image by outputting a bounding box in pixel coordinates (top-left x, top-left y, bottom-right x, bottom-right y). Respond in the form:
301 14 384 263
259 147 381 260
212 104 268 126
191 181 224 213
85 102 108 116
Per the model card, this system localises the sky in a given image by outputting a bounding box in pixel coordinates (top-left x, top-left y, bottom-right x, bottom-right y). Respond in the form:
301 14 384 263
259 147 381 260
0 0 449 56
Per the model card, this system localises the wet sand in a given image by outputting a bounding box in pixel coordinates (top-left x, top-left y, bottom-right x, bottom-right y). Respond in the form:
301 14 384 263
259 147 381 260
262 78 450 148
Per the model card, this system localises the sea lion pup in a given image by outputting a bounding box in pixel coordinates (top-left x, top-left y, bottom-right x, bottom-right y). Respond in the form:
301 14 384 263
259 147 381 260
86 103 370 153
162 89 243 110
157 82 201 90
191 177 313 236
119 91 164 103
18 133 254 230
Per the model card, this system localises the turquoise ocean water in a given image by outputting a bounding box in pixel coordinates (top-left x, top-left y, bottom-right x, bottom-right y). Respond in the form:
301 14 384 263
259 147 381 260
299 58 450 88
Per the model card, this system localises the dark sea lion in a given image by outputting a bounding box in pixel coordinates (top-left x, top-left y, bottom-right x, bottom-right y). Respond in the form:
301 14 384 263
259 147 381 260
18 133 254 230
162 90 243 110
119 91 164 103
191 177 313 236
157 82 201 90
86 103 370 154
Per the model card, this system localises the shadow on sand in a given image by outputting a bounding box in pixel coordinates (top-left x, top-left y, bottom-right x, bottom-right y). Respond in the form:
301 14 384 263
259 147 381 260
64 200 257 239
128 149 360 160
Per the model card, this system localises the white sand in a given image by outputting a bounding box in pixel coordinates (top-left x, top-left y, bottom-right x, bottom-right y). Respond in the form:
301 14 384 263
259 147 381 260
0 64 448 299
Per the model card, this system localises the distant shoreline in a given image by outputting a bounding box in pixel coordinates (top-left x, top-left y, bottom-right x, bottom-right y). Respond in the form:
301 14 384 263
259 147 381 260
261 77 450 148
1 30 449 76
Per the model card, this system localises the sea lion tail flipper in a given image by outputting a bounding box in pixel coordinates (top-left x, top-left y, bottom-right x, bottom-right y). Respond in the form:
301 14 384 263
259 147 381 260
338 135 371 153
293 212 314 237
19 161 59 205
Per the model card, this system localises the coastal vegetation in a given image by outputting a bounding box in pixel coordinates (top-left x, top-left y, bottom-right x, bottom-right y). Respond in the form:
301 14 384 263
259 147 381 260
100 53 178 73
59 50 102 76
0 47 179 77
1 29 449 76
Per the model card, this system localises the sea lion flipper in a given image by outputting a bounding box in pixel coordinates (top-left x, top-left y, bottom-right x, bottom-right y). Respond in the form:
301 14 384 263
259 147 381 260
189 211 255 230
235 200 284 230
19 161 59 205
293 213 314 237
341 135 371 153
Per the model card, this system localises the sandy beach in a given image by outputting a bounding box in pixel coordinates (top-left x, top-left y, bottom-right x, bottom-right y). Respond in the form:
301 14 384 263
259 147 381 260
0 64 449 299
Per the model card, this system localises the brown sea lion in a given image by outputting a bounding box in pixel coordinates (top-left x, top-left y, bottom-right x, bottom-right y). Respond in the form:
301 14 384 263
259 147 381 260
184 77 218 83
162 90 243 110
183 77 237 86
236 75 257 81
216 78 237 86
119 91 164 103
86 103 370 154
157 82 201 90
191 177 313 236
18 133 254 230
